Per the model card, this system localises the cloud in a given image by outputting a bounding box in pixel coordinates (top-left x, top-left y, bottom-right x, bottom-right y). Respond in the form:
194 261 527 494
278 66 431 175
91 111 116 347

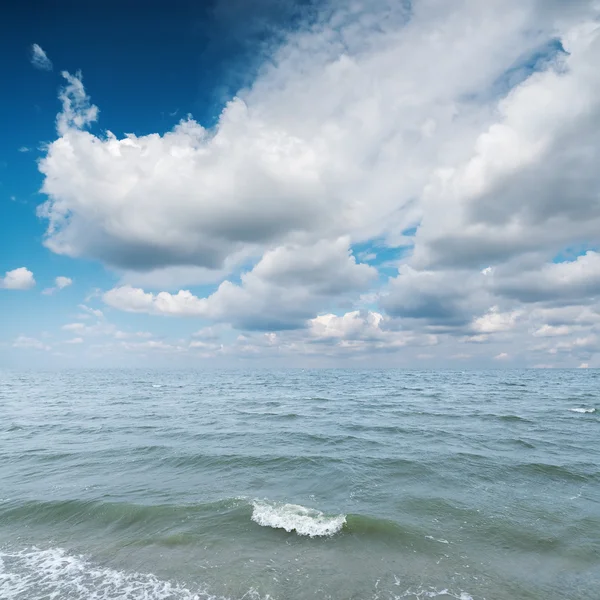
471 306 521 334
37 2 592 276
412 21 600 271
1 267 35 290
381 266 489 329
62 322 86 332
56 276 73 289
61 320 116 337
494 352 510 360
65 337 84 344
13 336 51 351
77 304 104 319
307 310 437 353
491 252 600 304
31 44 53 71
30 1 600 367
43 275 73 295
532 324 573 337
114 330 153 340
18 147 30 153
117 339 185 353
104 238 376 330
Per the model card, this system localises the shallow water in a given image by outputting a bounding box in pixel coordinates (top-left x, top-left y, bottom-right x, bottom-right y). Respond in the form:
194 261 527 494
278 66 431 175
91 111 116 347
1 369 598 599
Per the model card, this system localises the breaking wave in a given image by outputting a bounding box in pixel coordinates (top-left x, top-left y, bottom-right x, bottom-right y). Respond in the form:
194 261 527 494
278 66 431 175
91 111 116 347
251 500 346 537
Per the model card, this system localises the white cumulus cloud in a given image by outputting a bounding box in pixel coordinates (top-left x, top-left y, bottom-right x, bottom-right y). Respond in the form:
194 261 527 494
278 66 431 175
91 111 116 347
104 238 376 330
1 267 36 290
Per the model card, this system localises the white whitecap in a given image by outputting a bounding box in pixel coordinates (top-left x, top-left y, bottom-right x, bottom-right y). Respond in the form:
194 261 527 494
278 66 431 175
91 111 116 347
425 535 450 544
151 384 163 388
251 500 346 537
569 407 596 413
397 588 473 599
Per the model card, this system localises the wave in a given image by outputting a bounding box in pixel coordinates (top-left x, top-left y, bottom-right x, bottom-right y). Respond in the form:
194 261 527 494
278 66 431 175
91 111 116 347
496 414 531 423
0 546 274 600
0 497 436 544
515 462 592 482
509 438 536 449
251 500 346 537
569 407 596 413
0 498 247 533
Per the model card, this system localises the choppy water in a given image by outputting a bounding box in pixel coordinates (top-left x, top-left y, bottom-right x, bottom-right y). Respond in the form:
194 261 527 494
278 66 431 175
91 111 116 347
0 369 598 600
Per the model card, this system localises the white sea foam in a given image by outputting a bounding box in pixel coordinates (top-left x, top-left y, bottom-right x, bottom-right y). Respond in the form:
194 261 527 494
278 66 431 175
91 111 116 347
0 547 260 600
397 589 474 600
425 535 450 544
569 407 596 413
251 500 346 537
395 588 473 600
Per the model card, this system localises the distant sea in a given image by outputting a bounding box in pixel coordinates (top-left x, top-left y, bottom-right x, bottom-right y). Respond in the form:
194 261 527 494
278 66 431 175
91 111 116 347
1 369 598 600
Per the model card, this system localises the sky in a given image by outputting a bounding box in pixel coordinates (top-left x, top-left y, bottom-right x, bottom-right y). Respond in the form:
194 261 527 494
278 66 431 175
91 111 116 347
1 0 600 369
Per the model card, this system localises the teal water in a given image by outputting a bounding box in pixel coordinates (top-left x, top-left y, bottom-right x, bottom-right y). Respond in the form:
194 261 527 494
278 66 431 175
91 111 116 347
0 369 598 599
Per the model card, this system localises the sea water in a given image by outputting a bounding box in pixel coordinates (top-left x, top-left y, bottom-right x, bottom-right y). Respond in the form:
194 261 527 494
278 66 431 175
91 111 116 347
0 369 598 599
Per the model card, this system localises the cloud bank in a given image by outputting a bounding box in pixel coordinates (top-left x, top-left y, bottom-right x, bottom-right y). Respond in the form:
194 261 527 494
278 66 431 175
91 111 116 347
31 0 600 366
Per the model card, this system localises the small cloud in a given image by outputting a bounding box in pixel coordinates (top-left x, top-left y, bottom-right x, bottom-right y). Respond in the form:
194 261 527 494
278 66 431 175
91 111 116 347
43 275 73 295
62 322 85 332
18 146 30 153
115 330 155 340
78 304 104 319
451 353 472 359
56 276 72 288
462 334 489 343
533 324 572 337
65 337 84 344
1 267 35 290
494 352 509 360
31 43 53 71
85 288 102 302
13 335 51 351
357 250 377 262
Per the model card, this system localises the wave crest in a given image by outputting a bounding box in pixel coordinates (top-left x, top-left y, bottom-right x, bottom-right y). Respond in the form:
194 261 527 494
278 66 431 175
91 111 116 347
569 407 596 413
251 501 346 537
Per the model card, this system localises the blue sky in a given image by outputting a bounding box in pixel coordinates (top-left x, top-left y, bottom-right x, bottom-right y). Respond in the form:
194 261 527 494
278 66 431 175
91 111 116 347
2 0 600 368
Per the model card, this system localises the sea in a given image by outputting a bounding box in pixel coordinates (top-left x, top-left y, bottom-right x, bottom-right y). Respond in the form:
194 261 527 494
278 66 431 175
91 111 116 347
0 369 598 600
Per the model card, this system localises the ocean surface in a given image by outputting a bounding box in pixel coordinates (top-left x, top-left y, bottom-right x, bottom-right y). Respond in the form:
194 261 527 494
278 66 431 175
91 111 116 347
0 369 598 600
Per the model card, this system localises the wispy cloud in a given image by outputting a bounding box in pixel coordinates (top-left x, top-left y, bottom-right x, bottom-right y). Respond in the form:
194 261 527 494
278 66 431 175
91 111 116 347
42 276 73 295
30 43 53 71
13 336 51 351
